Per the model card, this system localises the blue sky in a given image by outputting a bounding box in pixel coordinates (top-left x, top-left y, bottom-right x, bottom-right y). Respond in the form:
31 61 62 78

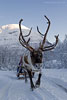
0 0 67 42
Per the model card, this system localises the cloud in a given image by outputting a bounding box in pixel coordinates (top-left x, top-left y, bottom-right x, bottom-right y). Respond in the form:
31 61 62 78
43 0 66 5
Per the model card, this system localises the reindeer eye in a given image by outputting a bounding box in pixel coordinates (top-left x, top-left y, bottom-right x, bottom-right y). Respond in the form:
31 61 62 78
39 53 42 57
40 55 42 57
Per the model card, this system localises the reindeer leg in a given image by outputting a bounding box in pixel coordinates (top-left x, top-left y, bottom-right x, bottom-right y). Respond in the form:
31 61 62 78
35 73 42 87
24 71 27 83
27 70 35 90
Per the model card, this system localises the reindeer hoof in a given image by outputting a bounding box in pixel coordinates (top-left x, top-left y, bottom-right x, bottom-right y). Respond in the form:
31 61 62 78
35 85 40 88
31 84 35 90
35 81 40 87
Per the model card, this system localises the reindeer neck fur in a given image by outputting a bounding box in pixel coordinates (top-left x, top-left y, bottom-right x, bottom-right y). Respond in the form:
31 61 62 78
23 52 35 70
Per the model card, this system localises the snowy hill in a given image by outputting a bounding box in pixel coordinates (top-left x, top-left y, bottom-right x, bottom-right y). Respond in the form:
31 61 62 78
0 69 67 100
0 24 45 47
0 24 29 46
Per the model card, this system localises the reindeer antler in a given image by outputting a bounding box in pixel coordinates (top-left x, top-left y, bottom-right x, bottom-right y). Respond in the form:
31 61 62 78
37 26 44 36
24 27 32 43
24 27 32 37
37 15 50 49
19 19 34 52
42 34 59 51
19 16 59 53
37 15 59 51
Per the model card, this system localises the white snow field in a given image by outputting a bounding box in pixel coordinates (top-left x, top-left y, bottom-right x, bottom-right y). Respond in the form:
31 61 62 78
0 69 67 100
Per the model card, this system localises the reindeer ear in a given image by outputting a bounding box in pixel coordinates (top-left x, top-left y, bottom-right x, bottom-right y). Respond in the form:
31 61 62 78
54 34 59 38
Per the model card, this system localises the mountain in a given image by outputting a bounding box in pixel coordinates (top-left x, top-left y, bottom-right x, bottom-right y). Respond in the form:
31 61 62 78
0 24 52 47
0 24 28 47
0 24 45 47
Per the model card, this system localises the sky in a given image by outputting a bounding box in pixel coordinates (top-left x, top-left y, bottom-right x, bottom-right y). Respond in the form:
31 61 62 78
0 0 67 42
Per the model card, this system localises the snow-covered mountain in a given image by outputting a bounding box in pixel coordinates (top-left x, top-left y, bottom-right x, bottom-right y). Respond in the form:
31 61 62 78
0 24 45 48
0 24 27 46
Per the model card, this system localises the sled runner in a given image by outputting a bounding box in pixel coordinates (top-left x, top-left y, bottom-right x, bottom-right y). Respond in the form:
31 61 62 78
17 65 35 79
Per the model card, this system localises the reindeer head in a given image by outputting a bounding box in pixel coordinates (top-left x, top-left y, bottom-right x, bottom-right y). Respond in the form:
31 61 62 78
19 16 59 65
30 49 43 65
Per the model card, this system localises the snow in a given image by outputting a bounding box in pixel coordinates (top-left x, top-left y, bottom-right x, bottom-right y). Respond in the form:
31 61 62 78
0 24 29 46
1 24 29 31
0 24 43 46
0 69 67 100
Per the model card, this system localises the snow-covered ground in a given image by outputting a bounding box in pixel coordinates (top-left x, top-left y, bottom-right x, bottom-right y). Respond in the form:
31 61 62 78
0 69 67 100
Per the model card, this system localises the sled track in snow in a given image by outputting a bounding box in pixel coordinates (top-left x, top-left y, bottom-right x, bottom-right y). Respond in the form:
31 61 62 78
42 76 67 100
56 84 67 93
47 77 67 93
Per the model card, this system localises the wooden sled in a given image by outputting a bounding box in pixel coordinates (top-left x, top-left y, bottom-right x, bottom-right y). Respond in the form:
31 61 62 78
17 71 35 79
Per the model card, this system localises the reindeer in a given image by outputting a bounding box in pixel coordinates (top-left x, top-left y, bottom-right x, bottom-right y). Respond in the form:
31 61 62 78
19 15 59 90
